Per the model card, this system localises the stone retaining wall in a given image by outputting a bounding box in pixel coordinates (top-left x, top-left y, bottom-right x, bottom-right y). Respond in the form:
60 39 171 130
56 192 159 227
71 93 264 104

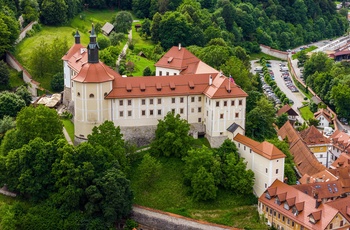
132 205 239 230
260 45 288 60
16 21 38 44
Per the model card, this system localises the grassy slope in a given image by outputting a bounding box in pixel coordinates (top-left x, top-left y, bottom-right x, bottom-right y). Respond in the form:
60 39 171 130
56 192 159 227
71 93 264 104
130 155 266 229
61 119 74 141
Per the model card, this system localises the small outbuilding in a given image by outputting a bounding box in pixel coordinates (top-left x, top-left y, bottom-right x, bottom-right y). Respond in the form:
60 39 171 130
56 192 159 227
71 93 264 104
101 22 114 36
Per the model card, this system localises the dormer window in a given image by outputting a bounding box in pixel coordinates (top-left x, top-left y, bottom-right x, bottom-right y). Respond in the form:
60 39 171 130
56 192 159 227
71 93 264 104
292 207 299 216
265 192 271 200
156 82 162 91
284 202 290 210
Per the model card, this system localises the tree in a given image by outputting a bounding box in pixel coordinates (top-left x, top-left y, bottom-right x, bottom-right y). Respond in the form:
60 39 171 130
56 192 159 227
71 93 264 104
15 85 32 106
87 121 127 171
304 52 333 82
113 11 132 34
97 36 111 50
0 92 26 119
150 112 193 158
141 18 151 38
51 72 64 92
151 12 162 43
222 153 254 194
331 84 350 119
276 113 289 129
191 166 217 201
143 66 152 76
29 40 50 78
109 32 125 46
0 12 20 54
246 97 276 141
40 0 68 25
132 0 150 18
308 118 320 127
0 60 9 89
137 153 162 186
16 105 63 143
19 0 39 26
0 116 15 136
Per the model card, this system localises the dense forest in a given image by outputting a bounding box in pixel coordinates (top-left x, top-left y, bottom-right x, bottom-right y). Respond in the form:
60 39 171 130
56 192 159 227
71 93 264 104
0 0 348 55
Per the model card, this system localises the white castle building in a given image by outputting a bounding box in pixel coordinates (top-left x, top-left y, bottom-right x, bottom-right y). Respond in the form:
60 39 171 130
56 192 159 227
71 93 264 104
62 26 248 147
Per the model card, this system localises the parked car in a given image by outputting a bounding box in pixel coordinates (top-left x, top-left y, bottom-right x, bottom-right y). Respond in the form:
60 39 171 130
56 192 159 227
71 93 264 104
340 118 348 125
266 63 271 67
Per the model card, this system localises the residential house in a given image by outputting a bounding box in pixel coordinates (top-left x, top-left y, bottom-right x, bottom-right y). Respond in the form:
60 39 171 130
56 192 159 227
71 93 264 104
314 109 333 128
278 121 326 177
258 179 350 230
233 133 286 197
299 126 332 167
330 130 350 160
277 104 298 123
62 26 248 147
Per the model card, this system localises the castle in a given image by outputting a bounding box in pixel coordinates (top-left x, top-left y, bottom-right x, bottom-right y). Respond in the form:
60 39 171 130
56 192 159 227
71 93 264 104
62 25 248 147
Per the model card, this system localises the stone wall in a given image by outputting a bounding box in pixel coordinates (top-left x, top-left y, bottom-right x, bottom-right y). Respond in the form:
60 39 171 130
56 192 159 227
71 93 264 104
16 21 38 44
260 45 288 60
5 52 39 96
121 125 157 147
132 205 237 230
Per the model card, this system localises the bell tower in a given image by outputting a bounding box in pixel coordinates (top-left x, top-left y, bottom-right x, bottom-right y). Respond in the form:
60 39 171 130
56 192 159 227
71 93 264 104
87 24 99 63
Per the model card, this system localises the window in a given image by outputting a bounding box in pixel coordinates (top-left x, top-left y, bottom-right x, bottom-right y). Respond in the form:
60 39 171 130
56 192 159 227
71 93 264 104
320 154 323 158
340 220 344 227
198 97 201 102
159 71 162 76
142 99 146 105
198 118 202 122
180 108 184 114
150 110 154 115
128 99 132 106
216 101 220 107
244 146 246 150
329 223 333 229
239 100 242 105
220 114 224 119
266 168 268 173
292 222 294 227
265 183 267 188
128 111 132 116
166 72 169 76
278 214 280 219
191 108 194 113
231 100 235 106
89 94 94 98
235 113 239 118
119 111 123 117
158 109 161 115
172 98 175 103
104 92 107 97
282 216 285 222
158 98 161 104
150 99 154 104
276 169 279 174
274 211 276 217
224 101 227 106
180 97 184 103
287 219 290 225
191 97 195 102
142 110 146 116
119 100 123 106
174 73 177 75
172 109 175 113
198 107 202 113
77 92 80 96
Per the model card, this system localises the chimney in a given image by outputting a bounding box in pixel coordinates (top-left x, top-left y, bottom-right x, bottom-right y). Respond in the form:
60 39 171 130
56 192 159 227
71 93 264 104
178 43 181 50
315 199 321 208
209 75 212 86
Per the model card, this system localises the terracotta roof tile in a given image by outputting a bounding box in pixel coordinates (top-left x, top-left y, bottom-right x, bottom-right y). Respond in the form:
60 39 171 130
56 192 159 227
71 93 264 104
293 181 344 199
233 133 286 160
278 122 326 176
62 43 84 61
299 126 330 145
72 62 117 83
277 104 298 117
259 179 341 230
327 196 350 222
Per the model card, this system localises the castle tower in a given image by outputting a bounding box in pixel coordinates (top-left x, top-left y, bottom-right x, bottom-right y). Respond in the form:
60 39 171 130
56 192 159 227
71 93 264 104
72 24 115 144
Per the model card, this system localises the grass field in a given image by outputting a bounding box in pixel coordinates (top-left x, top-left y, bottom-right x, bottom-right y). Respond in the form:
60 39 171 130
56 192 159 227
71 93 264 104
126 54 156 76
8 67 25 89
130 155 266 229
61 119 74 141
299 106 314 121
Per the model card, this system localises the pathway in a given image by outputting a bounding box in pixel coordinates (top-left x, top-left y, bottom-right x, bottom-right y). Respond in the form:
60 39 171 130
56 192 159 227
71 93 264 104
116 21 136 68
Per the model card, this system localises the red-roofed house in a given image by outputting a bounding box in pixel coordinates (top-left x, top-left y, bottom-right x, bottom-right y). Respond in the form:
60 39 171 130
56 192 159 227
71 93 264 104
63 26 248 147
314 109 333 128
277 104 298 123
233 133 286 197
258 179 350 230
330 130 350 160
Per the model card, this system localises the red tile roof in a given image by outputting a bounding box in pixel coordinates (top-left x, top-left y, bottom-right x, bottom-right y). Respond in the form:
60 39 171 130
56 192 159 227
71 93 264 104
277 104 298 117
62 43 84 61
314 109 333 123
331 130 350 153
299 126 330 145
299 170 338 184
278 122 326 176
106 73 247 99
72 61 117 83
327 196 350 223
293 181 344 200
331 153 350 168
233 133 286 160
259 179 341 230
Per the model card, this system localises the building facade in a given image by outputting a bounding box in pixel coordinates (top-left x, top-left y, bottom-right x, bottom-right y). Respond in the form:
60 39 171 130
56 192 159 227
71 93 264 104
62 26 248 147
233 134 286 197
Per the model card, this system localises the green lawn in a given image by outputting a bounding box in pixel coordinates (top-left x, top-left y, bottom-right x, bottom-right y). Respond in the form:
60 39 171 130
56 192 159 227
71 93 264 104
126 54 156 76
7 67 25 90
61 119 74 141
130 156 266 229
299 106 314 121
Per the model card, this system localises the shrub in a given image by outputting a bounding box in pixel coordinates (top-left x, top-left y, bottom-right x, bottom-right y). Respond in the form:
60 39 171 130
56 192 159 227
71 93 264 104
51 72 64 92
98 36 111 50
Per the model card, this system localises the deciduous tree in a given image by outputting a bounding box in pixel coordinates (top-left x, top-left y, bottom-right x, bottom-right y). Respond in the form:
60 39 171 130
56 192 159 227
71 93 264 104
0 92 26 119
112 11 132 34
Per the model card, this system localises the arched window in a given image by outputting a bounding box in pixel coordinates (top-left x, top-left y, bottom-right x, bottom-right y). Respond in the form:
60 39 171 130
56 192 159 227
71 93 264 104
89 94 94 98
77 92 80 96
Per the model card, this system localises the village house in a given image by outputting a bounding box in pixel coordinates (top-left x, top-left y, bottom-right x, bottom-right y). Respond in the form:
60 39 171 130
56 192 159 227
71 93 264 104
277 104 298 123
62 26 248 147
314 109 333 128
258 179 350 230
329 130 350 160
233 133 286 197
